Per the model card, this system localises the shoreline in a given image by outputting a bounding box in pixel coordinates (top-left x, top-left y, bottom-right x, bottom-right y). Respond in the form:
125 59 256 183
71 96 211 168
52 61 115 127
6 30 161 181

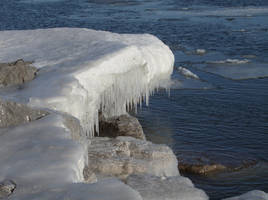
1 28 267 200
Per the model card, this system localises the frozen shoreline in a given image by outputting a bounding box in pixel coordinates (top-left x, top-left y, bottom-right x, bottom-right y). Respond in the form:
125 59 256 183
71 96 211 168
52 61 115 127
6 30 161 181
0 28 267 200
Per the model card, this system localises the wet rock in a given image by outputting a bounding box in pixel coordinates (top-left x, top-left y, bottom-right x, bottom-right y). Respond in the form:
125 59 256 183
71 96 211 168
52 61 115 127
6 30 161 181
0 59 37 87
85 136 179 180
126 174 208 200
0 98 49 128
0 180 16 198
99 114 146 140
178 159 258 175
179 163 227 175
223 190 268 200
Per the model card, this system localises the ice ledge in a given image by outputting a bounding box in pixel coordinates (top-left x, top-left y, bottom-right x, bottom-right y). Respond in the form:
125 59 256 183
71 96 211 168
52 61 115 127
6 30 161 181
0 28 174 136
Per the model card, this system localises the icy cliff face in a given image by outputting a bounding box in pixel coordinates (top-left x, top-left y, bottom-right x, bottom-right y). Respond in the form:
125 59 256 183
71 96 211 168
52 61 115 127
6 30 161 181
0 28 174 136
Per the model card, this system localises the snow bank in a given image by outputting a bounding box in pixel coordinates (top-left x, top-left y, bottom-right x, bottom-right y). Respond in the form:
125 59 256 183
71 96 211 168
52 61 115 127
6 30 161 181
0 28 174 136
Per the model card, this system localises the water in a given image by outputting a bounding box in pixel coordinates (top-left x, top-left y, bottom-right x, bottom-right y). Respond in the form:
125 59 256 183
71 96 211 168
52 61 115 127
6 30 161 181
0 0 268 199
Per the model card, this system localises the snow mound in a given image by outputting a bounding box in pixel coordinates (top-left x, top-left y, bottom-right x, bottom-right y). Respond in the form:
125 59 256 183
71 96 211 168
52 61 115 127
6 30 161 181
223 190 268 200
0 28 174 136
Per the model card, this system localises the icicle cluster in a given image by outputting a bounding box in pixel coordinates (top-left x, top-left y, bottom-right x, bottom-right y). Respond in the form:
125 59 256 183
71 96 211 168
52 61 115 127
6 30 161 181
79 64 171 137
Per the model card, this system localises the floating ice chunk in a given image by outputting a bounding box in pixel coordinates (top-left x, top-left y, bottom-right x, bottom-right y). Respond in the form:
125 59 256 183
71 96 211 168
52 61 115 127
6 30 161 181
196 49 206 55
0 28 174 137
223 190 268 200
207 59 250 65
178 67 200 79
204 61 268 80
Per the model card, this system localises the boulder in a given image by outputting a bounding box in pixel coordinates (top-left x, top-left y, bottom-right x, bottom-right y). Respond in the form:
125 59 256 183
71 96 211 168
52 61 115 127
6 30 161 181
0 98 49 128
0 180 16 198
126 174 208 200
85 136 179 180
0 59 37 87
99 114 146 140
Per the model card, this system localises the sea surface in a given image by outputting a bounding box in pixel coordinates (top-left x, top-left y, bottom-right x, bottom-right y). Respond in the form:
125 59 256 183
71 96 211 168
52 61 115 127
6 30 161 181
0 0 268 199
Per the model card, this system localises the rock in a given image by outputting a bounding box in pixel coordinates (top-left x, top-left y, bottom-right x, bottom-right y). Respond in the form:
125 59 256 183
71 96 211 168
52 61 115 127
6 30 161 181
126 174 208 200
63 114 84 140
83 167 98 183
223 190 268 200
99 113 146 140
178 159 257 175
0 98 49 128
0 59 37 87
85 136 179 180
179 163 227 175
0 180 16 198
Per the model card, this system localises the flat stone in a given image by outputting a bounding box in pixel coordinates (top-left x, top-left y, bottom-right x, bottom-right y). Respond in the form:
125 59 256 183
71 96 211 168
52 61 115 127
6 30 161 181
99 114 146 140
85 136 179 180
179 163 227 175
0 59 37 87
0 98 49 128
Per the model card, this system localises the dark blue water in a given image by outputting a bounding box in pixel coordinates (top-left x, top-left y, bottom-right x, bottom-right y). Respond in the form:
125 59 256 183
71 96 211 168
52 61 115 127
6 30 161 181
1 0 268 199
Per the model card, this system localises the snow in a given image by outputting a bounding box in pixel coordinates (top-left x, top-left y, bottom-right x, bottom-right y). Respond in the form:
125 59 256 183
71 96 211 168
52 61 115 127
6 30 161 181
223 190 268 200
0 28 174 136
0 114 87 188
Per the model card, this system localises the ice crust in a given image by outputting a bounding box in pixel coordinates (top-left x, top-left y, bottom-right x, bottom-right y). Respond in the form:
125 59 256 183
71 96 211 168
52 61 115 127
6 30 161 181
0 28 174 136
223 190 268 200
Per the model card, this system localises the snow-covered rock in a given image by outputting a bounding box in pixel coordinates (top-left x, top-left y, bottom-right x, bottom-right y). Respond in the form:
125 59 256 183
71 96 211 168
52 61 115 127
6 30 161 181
126 174 209 200
223 190 268 200
0 98 48 128
85 136 179 179
0 59 37 87
0 28 174 136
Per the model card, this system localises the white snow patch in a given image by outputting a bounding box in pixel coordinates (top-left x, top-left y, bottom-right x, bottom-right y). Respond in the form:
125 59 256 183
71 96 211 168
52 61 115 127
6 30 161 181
0 113 87 190
223 190 268 200
0 28 174 137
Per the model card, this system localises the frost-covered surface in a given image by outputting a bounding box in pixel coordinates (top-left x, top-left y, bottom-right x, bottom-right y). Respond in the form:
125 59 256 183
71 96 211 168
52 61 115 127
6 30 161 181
126 174 209 200
0 28 174 136
9 178 143 200
0 114 87 188
223 190 268 200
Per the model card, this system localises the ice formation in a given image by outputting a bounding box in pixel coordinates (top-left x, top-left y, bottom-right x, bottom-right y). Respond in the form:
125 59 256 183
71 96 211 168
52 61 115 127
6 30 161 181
0 28 174 137
223 190 268 200
178 67 200 79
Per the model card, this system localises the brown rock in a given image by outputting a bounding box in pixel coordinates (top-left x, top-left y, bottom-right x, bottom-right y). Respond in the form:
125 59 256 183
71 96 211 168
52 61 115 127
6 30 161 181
99 114 146 140
85 136 179 180
179 163 227 175
0 59 37 87
0 98 49 128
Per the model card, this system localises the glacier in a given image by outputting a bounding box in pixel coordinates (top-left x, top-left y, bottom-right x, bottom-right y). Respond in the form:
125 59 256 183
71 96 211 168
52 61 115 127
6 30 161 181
0 28 174 137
